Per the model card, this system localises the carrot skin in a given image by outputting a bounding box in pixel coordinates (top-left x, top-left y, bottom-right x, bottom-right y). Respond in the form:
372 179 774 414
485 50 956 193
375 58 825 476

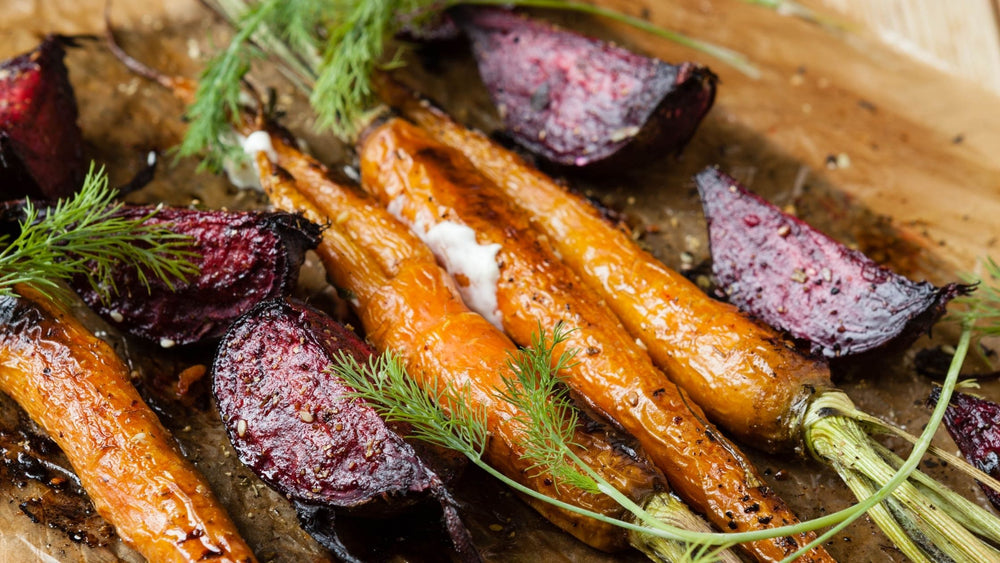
357 118 833 563
387 89 834 454
255 154 663 553
0 287 256 562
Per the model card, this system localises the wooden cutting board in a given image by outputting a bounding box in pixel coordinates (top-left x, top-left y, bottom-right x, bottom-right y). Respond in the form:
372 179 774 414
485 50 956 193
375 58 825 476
2 1 999 562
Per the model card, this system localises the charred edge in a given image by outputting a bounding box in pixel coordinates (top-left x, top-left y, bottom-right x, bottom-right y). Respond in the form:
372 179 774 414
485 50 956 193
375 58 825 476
430 483 481 563
450 6 716 168
293 503 365 563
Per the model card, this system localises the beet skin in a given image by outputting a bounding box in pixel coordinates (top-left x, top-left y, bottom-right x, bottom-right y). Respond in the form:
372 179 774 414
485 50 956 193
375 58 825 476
929 387 1000 510
0 36 84 200
212 299 477 561
696 166 969 357
454 7 716 167
68 206 322 346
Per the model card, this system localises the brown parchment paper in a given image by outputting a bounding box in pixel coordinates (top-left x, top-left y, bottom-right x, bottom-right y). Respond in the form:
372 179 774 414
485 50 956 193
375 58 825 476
1 1 998 562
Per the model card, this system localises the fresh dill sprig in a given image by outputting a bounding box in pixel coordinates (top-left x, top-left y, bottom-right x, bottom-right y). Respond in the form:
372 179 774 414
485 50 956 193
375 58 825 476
328 324 966 557
0 163 198 302
190 0 758 168
496 322 596 492
955 257 1000 336
329 350 489 458
310 0 429 138
178 0 281 171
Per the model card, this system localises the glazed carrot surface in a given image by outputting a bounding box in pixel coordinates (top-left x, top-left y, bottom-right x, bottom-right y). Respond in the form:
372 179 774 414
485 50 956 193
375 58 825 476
391 91 834 453
0 286 256 563
255 151 667 553
357 118 832 563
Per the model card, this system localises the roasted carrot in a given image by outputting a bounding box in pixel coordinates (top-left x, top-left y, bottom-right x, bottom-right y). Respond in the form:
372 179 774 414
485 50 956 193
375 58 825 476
387 87 826 452
388 87 1000 562
98 43 722 559
248 146 739 561
357 116 832 563
0 285 256 562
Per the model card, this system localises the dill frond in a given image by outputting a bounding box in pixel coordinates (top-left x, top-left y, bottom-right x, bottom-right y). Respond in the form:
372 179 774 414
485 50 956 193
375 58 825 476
188 0 758 167
955 257 1000 335
496 322 598 493
178 0 284 170
0 163 198 302
329 350 489 459
325 324 978 552
311 0 423 138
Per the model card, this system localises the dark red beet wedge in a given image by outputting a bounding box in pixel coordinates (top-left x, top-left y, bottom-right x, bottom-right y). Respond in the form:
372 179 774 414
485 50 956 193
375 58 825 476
69 206 321 346
696 167 970 358
212 299 478 562
454 7 716 167
0 36 84 200
0 200 326 346
928 387 1000 510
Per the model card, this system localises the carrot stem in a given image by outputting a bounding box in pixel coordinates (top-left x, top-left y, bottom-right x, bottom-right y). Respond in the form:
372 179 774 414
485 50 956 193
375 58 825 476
793 327 1000 562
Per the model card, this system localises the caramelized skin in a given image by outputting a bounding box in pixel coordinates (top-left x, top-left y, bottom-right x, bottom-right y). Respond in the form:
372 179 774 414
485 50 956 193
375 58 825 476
0 286 256 562
358 119 832 563
391 90 834 453
255 152 663 552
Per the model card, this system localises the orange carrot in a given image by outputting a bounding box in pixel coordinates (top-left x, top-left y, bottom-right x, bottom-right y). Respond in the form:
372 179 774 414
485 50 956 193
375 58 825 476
0 286 256 562
387 87 1000 562
356 117 832 563
249 147 738 560
390 89 828 451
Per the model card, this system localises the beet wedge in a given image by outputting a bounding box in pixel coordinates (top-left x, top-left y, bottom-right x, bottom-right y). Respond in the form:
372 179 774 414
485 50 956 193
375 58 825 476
696 166 970 357
0 36 84 200
929 387 1000 510
453 7 716 167
212 298 478 562
74 206 321 346
0 201 321 346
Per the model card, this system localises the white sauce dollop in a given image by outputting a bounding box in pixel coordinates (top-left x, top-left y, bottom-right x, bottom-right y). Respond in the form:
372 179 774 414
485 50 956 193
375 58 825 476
388 196 504 328
222 130 276 190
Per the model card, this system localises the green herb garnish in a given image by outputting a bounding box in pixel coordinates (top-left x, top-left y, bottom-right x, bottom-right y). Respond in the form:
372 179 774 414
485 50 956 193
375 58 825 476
0 163 198 302
328 291 995 563
186 0 758 168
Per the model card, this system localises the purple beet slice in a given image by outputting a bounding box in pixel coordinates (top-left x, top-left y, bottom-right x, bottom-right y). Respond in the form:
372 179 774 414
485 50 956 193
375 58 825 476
453 7 716 167
0 202 324 346
0 36 84 200
928 387 1000 510
212 299 478 561
696 166 970 358
76 206 321 346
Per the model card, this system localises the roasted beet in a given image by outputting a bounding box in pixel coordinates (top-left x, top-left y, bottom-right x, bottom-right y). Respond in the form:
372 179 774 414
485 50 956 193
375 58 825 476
696 167 970 357
0 36 84 200
0 201 320 346
74 206 321 346
928 387 1000 510
451 7 716 167
212 299 477 561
